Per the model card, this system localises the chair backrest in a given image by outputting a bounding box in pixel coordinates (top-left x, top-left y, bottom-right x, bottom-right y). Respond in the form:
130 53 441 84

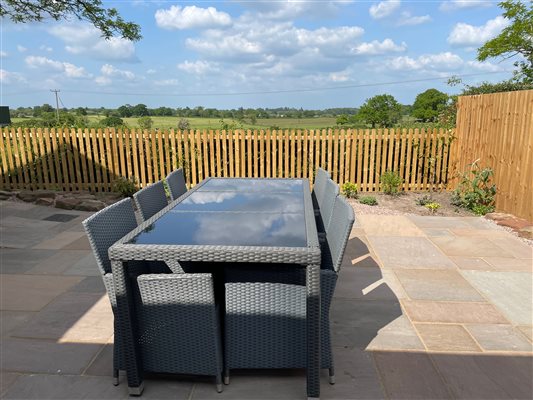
82 198 137 276
133 180 168 221
313 168 330 205
318 179 339 231
325 196 355 272
166 168 187 201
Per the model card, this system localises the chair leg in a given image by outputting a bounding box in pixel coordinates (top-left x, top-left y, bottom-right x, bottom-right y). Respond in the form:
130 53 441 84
328 367 335 385
216 374 223 393
113 369 119 386
223 369 230 385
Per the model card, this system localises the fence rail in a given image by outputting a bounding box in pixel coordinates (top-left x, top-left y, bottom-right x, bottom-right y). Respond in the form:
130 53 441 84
0 128 455 193
453 89 533 221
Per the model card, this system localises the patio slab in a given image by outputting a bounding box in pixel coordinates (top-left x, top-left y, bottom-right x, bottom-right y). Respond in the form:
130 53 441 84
465 324 533 352
407 215 471 229
27 250 90 275
415 323 481 352
402 300 509 324
357 215 425 237
0 249 56 274
366 316 425 351
430 236 513 258
482 257 532 272
368 236 456 269
450 256 493 270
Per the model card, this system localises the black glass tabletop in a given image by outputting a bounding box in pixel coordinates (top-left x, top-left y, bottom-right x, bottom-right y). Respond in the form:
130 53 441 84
129 211 307 247
198 178 303 192
171 191 304 213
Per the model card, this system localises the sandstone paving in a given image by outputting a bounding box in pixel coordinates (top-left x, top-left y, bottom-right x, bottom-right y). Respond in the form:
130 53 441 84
357 215 425 237
430 236 514 258
408 215 471 229
482 257 532 271
414 324 481 352
450 256 493 270
402 300 509 324
465 324 533 352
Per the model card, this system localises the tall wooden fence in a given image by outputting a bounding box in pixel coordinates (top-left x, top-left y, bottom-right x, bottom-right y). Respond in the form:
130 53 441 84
0 128 455 193
453 90 533 221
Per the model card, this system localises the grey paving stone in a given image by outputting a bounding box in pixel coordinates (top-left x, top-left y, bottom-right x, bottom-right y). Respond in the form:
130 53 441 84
465 324 533 352
63 252 100 276
27 250 90 275
431 236 513 258
487 236 532 259
0 338 103 374
0 217 61 249
462 271 533 326
84 342 114 377
10 291 113 343
482 257 533 272
395 269 485 301
335 266 402 301
330 299 403 349
373 351 453 399
462 217 499 230
2 374 128 399
408 215 471 229
343 237 373 265
0 274 83 311
421 228 454 237
432 354 533 399
32 231 86 250
68 276 106 293
366 315 425 351
0 249 56 274
368 236 456 269
450 256 493 270
61 235 91 250
415 323 481 352
0 372 20 397
0 311 35 337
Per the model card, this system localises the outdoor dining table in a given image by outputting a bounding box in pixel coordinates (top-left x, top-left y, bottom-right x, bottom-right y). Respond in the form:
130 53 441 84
109 177 322 399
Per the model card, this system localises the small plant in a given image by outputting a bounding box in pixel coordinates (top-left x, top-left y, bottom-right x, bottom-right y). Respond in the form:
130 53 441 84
416 194 433 206
359 196 378 206
380 170 403 195
451 160 496 215
137 116 153 130
425 202 441 214
178 118 190 130
341 182 358 199
112 176 137 197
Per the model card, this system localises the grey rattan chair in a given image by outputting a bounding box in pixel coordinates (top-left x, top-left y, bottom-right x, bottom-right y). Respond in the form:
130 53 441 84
166 168 187 201
82 198 138 385
136 273 224 392
316 178 339 234
133 180 168 221
223 196 355 384
312 167 330 210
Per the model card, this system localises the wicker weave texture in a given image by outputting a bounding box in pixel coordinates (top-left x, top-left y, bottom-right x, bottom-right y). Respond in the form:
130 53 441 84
166 168 187 201
316 179 339 234
133 180 168 221
312 168 330 209
136 274 222 376
325 196 355 272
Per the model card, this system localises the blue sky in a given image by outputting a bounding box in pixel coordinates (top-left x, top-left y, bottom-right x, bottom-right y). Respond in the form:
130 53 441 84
0 0 517 109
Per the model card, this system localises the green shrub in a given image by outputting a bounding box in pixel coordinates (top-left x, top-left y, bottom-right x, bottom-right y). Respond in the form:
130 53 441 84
138 116 153 130
112 176 137 197
452 160 496 215
341 182 358 198
380 171 403 195
416 194 433 206
100 116 125 127
425 202 441 214
359 196 378 206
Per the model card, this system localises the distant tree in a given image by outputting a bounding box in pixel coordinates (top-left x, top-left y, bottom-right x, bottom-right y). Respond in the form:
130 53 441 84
131 104 149 117
137 116 153 130
117 104 132 117
412 89 449 122
75 107 87 116
357 94 402 128
41 103 54 113
100 116 124 127
477 0 533 83
336 114 358 126
1 0 141 41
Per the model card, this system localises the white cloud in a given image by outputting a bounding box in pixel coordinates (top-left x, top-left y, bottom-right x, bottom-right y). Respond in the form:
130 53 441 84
24 55 91 78
369 0 401 19
448 16 509 46
100 64 135 80
146 69 157 74
467 60 503 72
177 60 219 75
329 72 350 82
389 52 464 71
351 39 406 55
439 0 494 12
397 12 432 26
244 0 353 20
48 24 137 62
154 79 180 86
155 5 232 30
0 69 26 84
94 76 112 86
17 45 27 52
0 51 7 57
39 45 53 52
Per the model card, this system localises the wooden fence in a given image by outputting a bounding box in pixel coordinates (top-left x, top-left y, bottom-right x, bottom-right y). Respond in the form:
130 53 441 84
0 128 455 193
453 90 533 221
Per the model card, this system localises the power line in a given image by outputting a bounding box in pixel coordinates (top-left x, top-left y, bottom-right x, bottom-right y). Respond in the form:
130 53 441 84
5 70 511 98
50 89 60 122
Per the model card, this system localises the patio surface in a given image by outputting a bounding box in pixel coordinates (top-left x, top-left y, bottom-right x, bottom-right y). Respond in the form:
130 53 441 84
0 201 531 399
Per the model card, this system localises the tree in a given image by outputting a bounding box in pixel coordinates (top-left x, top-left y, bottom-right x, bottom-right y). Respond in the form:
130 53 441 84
357 94 402 128
1 0 141 41
131 104 149 117
117 105 132 117
100 116 124 127
412 89 449 122
137 116 153 130
477 0 533 83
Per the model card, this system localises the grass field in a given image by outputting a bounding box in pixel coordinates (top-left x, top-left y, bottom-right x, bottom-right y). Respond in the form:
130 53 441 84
12 116 339 130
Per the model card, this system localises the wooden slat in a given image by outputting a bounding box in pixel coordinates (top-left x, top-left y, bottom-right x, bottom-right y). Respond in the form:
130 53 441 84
158 130 165 180
208 130 215 177
387 129 394 175
302 129 308 181
240 129 246 177
16 128 30 189
429 128 438 190
234 130 240 178
308 130 315 182
410 129 419 191
118 129 126 178
296 130 302 179
182 130 191 184
11 128 23 188
5 129 17 189
77 129 89 191
399 128 407 189
227 130 234 178
272 130 278 178
85 129 95 192
362 130 370 192
202 130 209 180
70 129 82 190
138 129 146 187
0 129 9 189
215 130 221 177
170 129 177 172
110 128 120 182
150 131 159 183
368 129 376 191
266 129 271 178
375 129 383 191
130 130 138 187
357 129 363 187
260 130 265 178
404 129 413 191
289 130 295 178
278 130 283 178
349 130 356 184
220 130 227 178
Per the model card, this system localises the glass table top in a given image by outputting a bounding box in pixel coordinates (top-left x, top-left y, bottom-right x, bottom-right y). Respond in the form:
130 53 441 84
129 211 307 247
129 178 309 248
198 178 303 192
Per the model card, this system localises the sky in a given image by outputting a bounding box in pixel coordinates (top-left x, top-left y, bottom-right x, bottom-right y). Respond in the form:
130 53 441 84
0 0 519 109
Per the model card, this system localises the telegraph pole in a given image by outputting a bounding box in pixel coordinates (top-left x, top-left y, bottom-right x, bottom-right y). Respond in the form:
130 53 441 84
50 89 60 123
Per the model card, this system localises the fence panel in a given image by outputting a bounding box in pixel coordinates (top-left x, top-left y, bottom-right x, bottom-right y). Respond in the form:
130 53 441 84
453 90 533 221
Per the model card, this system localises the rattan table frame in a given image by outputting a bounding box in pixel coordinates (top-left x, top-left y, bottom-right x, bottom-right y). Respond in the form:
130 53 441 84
109 178 322 399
